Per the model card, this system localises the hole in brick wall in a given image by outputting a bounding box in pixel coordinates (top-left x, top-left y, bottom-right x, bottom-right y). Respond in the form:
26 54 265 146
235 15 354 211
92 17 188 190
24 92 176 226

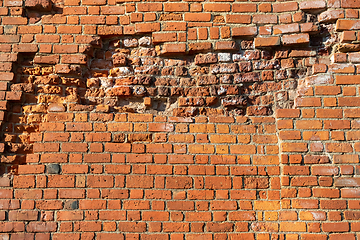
1 25 339 175
71 35 304 117
0 53 38 175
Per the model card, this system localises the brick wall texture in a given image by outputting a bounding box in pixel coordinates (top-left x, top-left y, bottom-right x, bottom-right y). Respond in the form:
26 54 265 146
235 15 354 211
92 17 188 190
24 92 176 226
0 0 360 239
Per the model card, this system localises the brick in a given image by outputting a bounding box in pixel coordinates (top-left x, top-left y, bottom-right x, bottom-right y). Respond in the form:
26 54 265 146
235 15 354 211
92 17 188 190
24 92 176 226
2 17 27 25
152 33 177 43
273 23 300 35
126 175 153 188
135 23 160 33
281 143 308 152
82 0 106 5
203 3 230 12
13 44 38 53
137 3 162 12
232 27 257 37
273 2 298 12
253 14 277 24
164 3 189 12
58 189 85 199
63 6 87 15
313 188 340 198
184 13 211 22
341 0 360 8
8 210 36 222
81 16 106 24
319 10 345 23
188 42 212 52
299 0 326 11
123 201 150 210
166 177 192 189
232 3 256 12
87 175 114 188
254 37 281 47
0 35 20 43
312 166 339 175
280 222 306 232
36 200 63 210
74 222 101 231
4 0 23 6
27 222 57 232
336 20 360 31
207 222 233 232
282 33 310 45
48 175 75 188
335 177 360 187
33 55 60 64
254 201 280 210
226 14 251 24
322 222 349 232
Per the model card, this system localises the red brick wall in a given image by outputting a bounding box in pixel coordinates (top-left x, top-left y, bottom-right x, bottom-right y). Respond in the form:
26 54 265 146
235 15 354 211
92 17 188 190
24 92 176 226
1 0 360 239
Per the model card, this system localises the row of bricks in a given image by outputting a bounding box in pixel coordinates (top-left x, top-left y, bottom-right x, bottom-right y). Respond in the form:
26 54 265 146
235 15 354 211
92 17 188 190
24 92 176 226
24 141 360 155
3 198 360 211
11 173 360 188
0 15 320 32
10 174 274 188
15 164 280 176
0 3 357 22
9 174 359 189
0 233 359 240
1 0 358 8
294 97 360 107
31 142 274 154
2 51 360 70
5 122 360 134
0 33 313 52
2 191 360 209
15 51 322 68
24 153 278 165
2 209 360 222
11 159 360 176
280 130 360 142
278 119 360 129
28 133 277 142
0 218 359 234
2 49 327 68
4 188 281 199
0 220 360 234
1 233 360 240
14 162 360 175
281 141 359 153
0 43 352 58
0 14 323 26
0 0 339 13
33 120 360 132
14 109 360 122
35 122 269 132
1 19 358 45
2 203 360 221
0 49 357 67
0 51 358 67
5 182 360 197
0 26 354 50
1 221 360 235
0 16 358 36
296 86 360 96
10 99 354 118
